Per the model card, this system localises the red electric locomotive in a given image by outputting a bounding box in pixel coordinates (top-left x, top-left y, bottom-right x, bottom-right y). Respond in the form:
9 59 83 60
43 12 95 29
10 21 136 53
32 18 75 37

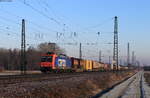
40 52 72 73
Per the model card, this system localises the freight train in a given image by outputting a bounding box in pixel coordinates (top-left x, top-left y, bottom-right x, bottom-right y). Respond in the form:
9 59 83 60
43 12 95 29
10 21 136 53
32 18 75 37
40 52 128 73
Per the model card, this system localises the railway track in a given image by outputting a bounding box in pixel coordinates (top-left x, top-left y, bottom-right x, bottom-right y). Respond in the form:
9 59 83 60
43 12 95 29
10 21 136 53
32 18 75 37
0 71 120 86
0 72 83 86
93 71 148 98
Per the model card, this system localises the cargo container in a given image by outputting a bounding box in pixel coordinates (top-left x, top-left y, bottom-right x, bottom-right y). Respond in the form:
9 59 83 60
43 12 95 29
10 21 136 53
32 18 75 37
103 64 107 70
80 59 85 67
92 61 100 69
99 62 105 70
70 57 80 69
104 64 111 71
113 65 118 70
70 57 85 72
106 64 111 71
92 61 101 71
84 60 92 71
120 65 128 70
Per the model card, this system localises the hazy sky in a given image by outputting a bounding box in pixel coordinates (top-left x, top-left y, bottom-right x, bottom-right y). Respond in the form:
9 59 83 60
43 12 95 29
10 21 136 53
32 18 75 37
0 0 150 65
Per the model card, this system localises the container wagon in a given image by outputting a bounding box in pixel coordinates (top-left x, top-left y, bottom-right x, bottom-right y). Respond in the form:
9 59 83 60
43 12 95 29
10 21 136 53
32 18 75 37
92 61 102 71
70 57 84 72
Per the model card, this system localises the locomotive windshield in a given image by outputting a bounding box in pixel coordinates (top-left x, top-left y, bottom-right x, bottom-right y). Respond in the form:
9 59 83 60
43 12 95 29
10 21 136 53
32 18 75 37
41 56 53 62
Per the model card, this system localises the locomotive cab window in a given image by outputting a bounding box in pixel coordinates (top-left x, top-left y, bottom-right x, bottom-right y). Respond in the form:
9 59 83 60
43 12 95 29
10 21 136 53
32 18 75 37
41 56 53 62
47 56 53 62
41 57 47 62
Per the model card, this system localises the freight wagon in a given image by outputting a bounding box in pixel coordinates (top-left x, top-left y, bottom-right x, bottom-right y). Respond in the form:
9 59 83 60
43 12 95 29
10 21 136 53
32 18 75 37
92 61 104 71
70 57 84 72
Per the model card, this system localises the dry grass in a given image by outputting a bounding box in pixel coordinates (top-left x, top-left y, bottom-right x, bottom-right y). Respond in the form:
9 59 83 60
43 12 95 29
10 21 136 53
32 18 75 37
0 71 135 98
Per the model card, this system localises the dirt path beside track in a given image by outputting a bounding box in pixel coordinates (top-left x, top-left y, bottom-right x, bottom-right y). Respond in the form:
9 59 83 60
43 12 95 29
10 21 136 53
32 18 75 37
97 71 150 98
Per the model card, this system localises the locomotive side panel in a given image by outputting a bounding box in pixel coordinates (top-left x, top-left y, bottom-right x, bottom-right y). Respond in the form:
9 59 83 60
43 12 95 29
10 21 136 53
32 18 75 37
55 56 72 69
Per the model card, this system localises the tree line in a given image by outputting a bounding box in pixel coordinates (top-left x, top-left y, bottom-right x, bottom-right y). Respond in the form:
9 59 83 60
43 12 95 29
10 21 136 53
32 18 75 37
0 42 65 71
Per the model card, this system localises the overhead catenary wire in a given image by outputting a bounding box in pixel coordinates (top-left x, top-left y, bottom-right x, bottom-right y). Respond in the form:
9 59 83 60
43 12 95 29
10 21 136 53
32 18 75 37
21 0 83 37
33 0 107 40
87 17 114 29
36 0 78 33
5 0 114 39
0 6 78 43
20 1 113 42
0 25 45 43
36 0 62 21
18 0 61 25
0 8 59 33
0 17 51 45
0 13 59 43
0 13 112 51
0 15 39 36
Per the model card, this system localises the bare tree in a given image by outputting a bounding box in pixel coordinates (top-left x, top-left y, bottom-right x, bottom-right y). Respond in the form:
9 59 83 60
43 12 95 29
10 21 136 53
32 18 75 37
26 46 41 70
0 42 66 70
37 42 65 54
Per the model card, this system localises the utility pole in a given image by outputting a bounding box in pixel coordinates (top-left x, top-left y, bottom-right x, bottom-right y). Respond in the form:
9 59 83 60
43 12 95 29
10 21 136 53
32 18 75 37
127 42 130 66
120 59 122 65
134 55 136 65
99 50 102 62
79 43 82 59
21 19 26 74
113 16 119 70
132 51 135 66
79 43 82 67
109 56 111 64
